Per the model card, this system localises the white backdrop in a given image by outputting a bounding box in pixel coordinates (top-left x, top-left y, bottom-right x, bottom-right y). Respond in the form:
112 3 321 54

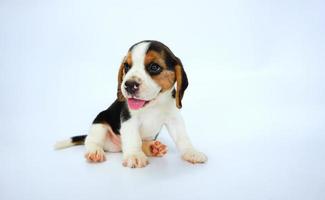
1 0 324 200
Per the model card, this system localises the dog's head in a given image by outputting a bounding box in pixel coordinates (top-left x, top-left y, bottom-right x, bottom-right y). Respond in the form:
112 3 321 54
116 40 188 110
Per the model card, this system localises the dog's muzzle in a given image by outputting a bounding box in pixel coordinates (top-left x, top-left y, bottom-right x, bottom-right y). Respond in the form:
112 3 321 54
123 80 150 110
124 80 140 95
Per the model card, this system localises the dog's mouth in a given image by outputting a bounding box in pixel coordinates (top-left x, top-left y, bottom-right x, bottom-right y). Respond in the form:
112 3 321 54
127 98 150 110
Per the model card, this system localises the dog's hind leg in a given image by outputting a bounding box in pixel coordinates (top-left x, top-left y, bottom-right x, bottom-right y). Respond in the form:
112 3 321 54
84 124 109 162
103 125 122 153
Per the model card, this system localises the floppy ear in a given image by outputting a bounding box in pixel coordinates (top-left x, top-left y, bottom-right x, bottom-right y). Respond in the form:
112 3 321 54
174 57 188 109
117 63 125 101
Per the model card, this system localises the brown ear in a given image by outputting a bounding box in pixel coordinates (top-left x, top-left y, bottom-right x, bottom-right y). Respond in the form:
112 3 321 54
174 57 188 109
117 63 125 101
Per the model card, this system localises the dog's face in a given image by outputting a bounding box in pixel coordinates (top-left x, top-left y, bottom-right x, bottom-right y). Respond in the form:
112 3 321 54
117 40 188 110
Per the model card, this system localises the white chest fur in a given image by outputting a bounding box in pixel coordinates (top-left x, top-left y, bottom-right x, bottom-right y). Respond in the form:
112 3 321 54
138 107 166 140
129 90 175 140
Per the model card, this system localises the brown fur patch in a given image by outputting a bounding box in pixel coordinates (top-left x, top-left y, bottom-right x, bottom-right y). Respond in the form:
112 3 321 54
152 71 175 91
145 50 176 91
144 51 167 69
117 52 132 101
117 63 124 101
125 52 132 68
175 64 183 108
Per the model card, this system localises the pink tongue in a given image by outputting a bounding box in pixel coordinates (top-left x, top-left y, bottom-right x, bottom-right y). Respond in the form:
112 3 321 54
127 98 146 110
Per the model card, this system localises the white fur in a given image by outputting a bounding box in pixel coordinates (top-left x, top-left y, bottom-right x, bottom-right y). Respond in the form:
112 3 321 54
54 139 74 150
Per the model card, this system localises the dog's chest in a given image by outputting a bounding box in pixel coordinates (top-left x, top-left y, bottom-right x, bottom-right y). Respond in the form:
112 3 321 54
137 108 166 140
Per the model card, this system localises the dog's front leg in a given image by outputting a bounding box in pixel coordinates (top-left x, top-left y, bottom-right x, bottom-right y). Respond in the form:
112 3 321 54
120 118 148 168
165 111 208 164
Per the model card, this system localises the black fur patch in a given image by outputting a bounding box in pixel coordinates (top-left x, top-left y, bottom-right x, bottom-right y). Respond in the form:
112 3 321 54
71 135 87 144
180 62 188 98
121 104 131 122
174 57 188 105
147 40 177 71
172 88 176 98
93 100 130 134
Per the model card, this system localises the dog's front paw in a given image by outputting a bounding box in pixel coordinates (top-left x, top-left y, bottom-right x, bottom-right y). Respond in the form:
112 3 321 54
122 152 149 168
182 149 207 164
85 147 106 163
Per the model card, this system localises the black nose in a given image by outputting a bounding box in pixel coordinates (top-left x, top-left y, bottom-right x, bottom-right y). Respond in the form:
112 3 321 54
124 80 140 95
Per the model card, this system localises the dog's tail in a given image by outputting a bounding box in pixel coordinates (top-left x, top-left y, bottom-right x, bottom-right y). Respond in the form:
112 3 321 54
54 135 87 150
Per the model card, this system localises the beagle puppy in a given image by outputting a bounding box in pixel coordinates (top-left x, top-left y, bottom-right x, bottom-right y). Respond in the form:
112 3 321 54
55 40 207 168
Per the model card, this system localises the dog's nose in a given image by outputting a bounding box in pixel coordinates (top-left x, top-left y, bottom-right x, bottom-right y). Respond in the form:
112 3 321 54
124 80 140 95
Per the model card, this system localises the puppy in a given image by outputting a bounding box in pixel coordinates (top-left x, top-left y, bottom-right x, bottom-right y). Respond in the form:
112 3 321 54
55 40 207 168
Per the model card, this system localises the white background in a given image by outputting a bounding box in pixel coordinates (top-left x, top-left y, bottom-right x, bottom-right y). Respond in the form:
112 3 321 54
1 0 324 199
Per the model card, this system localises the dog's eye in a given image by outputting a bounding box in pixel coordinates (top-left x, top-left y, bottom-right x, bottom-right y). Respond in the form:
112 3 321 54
148 63 162 75
124 63 131 73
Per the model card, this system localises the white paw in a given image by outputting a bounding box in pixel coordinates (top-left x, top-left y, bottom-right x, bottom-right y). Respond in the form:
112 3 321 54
182 149 208 164
122 151 149 168
85 146 106 163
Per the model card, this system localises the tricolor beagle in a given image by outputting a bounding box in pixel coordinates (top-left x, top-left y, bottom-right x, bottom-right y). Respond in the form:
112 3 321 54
55 40 207 168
